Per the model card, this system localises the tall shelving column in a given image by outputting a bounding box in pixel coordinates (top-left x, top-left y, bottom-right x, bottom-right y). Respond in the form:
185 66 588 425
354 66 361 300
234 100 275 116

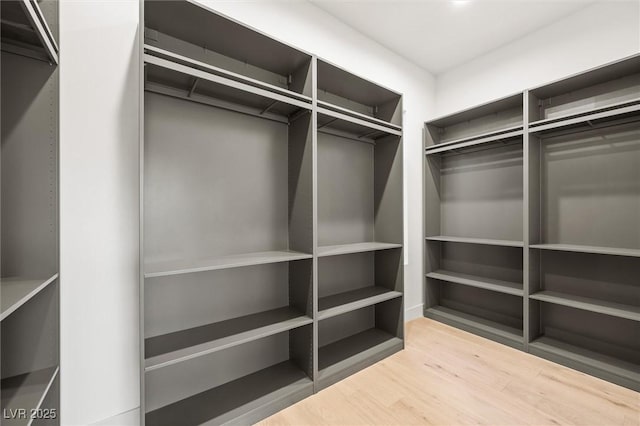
1 0 60 424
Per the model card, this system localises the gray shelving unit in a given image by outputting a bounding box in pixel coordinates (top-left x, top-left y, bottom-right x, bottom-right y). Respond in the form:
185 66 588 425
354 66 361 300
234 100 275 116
424 54 640 391
1 1 60 424
140 1 403 424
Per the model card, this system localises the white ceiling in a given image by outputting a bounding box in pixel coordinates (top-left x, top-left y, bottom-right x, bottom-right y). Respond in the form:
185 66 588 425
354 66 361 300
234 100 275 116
309 0 598 74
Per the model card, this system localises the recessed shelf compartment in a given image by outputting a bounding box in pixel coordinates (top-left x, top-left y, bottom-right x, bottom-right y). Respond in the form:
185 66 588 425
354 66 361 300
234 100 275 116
426 93 523 149
1 0 58 63
531 124 640 253
144 0 312 98
1 366 59 426
528 55 640 126
0 274 58 321
529 303 640 391
145 328 313 425
318 301 403 390
145 250 312 278
317 59 402 128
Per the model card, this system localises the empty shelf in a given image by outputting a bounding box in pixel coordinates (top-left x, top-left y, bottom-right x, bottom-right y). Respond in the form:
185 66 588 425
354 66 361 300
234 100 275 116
318 329 402 379
318 100 402 131
426 236 524 248
425 127 523 155
530 336 640 385
530 244 640 258
427 270 523 296
145 361 312 426
145 307 312 371
0 0 58 64
1 367 59 426
317 242 402 257
530 291 640 322
145 250 312 278
424 306 523 345
317 105 402 138
318 287 402 320
529 99 640 134
1 274 58 321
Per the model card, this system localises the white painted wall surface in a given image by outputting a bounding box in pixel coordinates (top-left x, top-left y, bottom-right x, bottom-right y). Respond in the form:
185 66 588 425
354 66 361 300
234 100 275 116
59 1 140 424
435 1 640 117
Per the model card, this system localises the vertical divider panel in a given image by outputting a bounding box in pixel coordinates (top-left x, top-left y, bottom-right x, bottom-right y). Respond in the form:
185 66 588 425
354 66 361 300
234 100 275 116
310 55 319 389
523 91 530 350
139 0 147 422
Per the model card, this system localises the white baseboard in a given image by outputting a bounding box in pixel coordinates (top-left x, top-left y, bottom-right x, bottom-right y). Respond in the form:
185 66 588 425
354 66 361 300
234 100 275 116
405 303 424 322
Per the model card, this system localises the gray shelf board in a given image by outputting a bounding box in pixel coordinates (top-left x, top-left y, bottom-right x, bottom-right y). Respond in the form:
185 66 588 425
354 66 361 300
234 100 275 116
318 328 402 374
427 270 523 296
1 366 59 426
145 307 312 371
530 336 640 383
144 54 311 112
317 105 402 138
1 274 58 321
0 0 58 64
528 101 640 135
425 127 523 156
144 250 313 278
426 92 522 127
318 100 402 131
317 242 402 257
426 236 524 248
145 361 313 426
530 291 640 322
530 55 640 98
424 306 523 343
318 287 403 321
530 244 640 258
145 44 312 105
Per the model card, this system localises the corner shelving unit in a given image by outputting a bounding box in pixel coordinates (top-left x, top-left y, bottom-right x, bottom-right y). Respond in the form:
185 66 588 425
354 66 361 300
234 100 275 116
1 0 60 423
424 93 525 349
425 54 640 392
140 1 403 424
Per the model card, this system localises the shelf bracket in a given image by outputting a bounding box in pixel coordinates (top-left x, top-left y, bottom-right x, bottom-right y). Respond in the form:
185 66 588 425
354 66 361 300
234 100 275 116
318 118 338 130
260 100 279 115
188 78 199 98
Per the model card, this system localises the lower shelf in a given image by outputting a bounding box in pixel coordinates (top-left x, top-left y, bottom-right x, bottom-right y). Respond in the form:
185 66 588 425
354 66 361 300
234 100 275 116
145 307 312 371
530 291 640 322
530 336 640 391
0 275 58 321
318 328 403 389
318 287 402 320
1 367 59 426
145 361 313 426
424 306 523 348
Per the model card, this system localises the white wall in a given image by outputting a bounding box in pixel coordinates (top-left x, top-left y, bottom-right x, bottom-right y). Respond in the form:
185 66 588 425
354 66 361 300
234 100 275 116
59 1 140 424
435 1 640 117
59 1 434 424
201 0 436 322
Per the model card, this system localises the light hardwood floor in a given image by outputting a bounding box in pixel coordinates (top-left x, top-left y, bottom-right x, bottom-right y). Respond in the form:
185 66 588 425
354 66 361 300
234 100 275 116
259 318 640 425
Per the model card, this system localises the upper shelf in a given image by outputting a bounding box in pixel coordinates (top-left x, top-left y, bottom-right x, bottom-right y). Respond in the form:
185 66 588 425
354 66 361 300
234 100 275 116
317 242 402 257
145 250 313 278
530 243 640 258
426 236 524 248
1 0 58 64
144 53 311 123
317 106 402 144
317 59 402 129
425 126 523 156
1 274 58 321
425 93 523 149
529 54 640 126
144 0 312 97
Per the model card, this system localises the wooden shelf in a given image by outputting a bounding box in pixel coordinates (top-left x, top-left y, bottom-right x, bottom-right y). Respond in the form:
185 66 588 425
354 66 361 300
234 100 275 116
145 361 313 426
318 100 402 131
530 336 640 389
424 306 523 346
318 328 402 388
317 242 402 257
425 127 523 155
0 274 58 321
145 307 312 371
145 250 312 278
530 291 640 322
318 287 402 320
427 270 523 296
426 236 524 248
1 367 59 426
530 243 640 258
317 105 402 139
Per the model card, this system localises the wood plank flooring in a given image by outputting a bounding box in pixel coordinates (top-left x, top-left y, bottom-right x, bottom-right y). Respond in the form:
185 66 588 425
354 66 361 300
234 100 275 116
259 318 640 425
